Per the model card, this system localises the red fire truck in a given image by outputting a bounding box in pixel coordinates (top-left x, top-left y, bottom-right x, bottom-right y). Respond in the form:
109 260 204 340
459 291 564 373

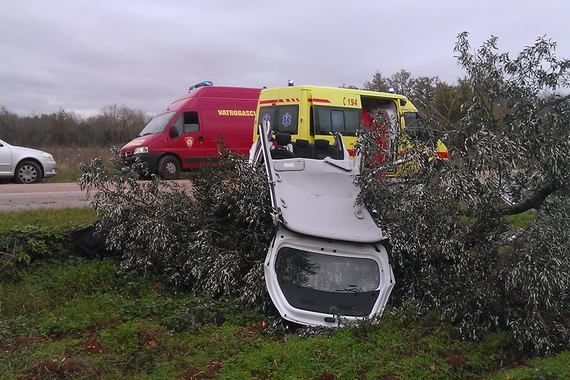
120 82 260 179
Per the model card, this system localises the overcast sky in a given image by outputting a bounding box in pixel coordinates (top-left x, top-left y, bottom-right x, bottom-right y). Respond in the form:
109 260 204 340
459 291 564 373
1 0 569 116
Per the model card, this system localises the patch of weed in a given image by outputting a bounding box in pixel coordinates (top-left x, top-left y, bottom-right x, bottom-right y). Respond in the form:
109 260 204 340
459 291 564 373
38 293 123 337
0 259 118 319
493 351 570 379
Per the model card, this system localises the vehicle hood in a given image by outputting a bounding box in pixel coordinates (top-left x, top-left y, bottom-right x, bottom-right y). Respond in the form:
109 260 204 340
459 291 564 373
121 135 159 152
11 145 51 157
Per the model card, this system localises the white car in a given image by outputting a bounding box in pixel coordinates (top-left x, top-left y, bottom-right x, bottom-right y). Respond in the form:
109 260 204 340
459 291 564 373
0 139 58 183
252 123 394 328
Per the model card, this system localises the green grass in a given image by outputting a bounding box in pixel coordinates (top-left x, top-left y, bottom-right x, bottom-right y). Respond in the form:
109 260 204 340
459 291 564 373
0 208 97 234
44 171 81 183
504 210 537 230
1 259 569 379
0 208 566 379
491 351 570 379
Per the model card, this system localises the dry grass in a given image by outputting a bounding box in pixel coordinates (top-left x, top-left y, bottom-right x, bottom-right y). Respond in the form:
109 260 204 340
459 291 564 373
39 146 116 182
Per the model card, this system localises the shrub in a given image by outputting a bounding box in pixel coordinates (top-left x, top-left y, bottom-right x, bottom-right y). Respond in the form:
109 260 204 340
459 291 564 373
0 226 66 280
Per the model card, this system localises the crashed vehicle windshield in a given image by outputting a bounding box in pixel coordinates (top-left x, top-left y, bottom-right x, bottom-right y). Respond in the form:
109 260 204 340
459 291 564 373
276 246 381 317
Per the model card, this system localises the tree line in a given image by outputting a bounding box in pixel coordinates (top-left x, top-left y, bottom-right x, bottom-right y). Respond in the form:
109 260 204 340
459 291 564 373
0 105 149 148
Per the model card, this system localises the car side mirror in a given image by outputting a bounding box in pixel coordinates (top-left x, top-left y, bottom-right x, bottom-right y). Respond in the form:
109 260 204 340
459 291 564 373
169 128 179 138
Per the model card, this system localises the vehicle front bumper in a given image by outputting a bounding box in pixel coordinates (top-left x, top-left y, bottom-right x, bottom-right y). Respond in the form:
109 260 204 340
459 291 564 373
43 161 58 178
121 152 162 175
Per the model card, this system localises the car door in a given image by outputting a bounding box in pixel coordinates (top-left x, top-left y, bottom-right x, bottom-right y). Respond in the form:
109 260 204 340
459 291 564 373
168 110 210 168
0 140 13 175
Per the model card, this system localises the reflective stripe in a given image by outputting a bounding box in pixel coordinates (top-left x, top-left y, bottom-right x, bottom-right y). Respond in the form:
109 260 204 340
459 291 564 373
436 151 449 159
308 98 331 103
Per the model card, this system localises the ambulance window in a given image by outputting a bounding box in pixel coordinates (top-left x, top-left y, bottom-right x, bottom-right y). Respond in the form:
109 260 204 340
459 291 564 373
404 112 418 131
404 112 428 142
316 108 331 132
275 106 299 134
259 106 276 128
314 107 359 136
183 112 199 133
344 110 360 134
331 110 344 132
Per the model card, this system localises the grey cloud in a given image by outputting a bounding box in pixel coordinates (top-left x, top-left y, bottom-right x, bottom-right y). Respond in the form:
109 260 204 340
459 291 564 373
1 0 569 116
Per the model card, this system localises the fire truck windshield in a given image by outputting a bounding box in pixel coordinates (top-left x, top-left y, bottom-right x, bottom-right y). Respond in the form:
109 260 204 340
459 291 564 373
138 111 175 136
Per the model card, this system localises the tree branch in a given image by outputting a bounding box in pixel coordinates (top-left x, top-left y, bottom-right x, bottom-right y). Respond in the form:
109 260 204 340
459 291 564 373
501 180 558 215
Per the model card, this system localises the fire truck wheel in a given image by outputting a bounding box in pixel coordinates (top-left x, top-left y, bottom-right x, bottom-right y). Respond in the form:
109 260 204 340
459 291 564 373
158 155 181 180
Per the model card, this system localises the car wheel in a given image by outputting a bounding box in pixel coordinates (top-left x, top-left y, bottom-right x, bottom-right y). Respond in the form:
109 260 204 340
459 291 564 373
15 160 43 184
157 155 180 180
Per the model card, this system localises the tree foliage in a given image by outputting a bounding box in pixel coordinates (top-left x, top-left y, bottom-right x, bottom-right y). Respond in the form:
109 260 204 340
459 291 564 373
361 69 472 143
357 33 570 354
79 152 275 308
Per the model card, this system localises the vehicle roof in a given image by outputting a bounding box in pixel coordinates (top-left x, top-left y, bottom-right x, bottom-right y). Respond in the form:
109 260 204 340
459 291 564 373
260 85 410 100
167 86 261 111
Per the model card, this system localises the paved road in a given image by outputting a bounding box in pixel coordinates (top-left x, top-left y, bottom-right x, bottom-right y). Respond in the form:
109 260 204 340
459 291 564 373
0 182 92 212
0 181 192 212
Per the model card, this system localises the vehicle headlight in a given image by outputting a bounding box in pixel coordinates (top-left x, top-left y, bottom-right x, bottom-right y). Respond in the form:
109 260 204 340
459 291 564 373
134 146 149 154
41 152 55 162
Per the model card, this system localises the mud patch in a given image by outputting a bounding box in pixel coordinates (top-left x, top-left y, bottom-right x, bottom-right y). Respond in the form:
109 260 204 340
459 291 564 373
183 360 223 379
0 335 48 354
236 320 268 339
445 351 468 368
137 325 166 349
48 317 122 340
83 337 105 355
20 356 100 380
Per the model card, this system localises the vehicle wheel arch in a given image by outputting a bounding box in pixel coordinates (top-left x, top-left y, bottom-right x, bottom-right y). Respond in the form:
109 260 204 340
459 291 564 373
158 152 182 165
157 153 182 179
15 158 44 183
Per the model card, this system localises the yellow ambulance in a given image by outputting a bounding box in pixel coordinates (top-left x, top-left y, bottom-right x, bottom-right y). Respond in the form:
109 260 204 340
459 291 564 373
253 85 448 163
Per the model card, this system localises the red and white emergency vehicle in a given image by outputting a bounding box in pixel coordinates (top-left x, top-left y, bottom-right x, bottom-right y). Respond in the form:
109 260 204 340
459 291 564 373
120 82 260 179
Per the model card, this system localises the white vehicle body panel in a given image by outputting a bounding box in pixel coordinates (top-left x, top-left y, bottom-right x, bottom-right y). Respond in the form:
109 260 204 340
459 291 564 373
253 122 394 327
265 227 395 327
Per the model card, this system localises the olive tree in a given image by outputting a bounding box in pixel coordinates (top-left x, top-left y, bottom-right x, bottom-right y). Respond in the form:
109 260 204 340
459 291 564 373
79 153 274 308
357 33 570 354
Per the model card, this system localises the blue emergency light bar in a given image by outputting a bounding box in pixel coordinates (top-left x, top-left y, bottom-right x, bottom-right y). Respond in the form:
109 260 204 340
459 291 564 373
188 81 213 91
